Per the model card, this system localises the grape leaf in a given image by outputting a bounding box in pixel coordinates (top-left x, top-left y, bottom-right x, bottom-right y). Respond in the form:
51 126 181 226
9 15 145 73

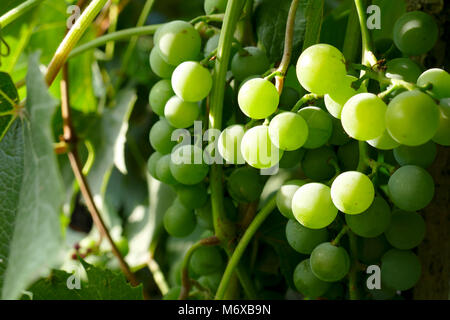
302 0 325 50
24 260 143 300
0 71 19 141
0 52 64 299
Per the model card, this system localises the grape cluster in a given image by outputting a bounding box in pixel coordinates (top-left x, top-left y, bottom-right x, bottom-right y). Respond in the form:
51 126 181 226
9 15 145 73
146 1 448 300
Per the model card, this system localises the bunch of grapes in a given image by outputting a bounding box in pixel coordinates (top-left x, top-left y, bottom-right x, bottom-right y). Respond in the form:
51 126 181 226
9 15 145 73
147 0 449 300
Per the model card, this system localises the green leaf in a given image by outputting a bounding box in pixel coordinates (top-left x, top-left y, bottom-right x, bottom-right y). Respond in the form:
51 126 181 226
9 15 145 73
302 0 325 50
0 52 64 299
24 260 143 300
0 71 19 141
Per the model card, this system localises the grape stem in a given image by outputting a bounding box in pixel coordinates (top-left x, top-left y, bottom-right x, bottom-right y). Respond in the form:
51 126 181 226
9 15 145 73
331 225 349 246
291 93 321 112
190 13 225 25
215 196 277 300
0 0 44 28
353 0 377 68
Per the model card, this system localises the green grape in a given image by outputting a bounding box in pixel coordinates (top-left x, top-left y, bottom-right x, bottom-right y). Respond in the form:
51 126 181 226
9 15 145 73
386 90 440 146
149 118 177 154
171 61 212 102
417 68 450 99
170 145 209 185
227 167 263 203
197 272 222 292
302 146 338 181
341 93 387 141
293 259 331 298
310 242 350 282
204 33 220 57
231 46 270 81
195 199 214 230
384 210 425 250
147 152 163 178
268 112 309 151
371 0 406 47
367 130 400 150
164 96 200 129
331 171 375 215
156 154 179 185
279 148 305 169
385 58 422 83
296 44 347 95
176 183 208 210
156 20 201 65
238 78 279 119
292 183 338 229
297 106 333 149
393 11 438 56
149 79 174 117
357 234 391 265
279 86 300 110
345 196 391 238
240 125 283 169
329 117 351 146
286 219 329 254
163 199 196 237
393 141 437 168
218 124 245 164
388 165 435 211
433 99 450 146
337 141 359 171
324 75 367 119
381 249 421 291
149 47 176 79
276 180 307 219
190 246 224 276
204 0 227 14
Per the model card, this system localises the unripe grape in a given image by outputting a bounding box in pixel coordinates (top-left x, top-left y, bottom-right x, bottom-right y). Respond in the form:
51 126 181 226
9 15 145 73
276 180 307 219
149 79 175 117
367 130 400 150
227 167 263 203
231 46 270 81
293 259 331 298
164 96 200 129
297 106 333 149
218 124 245 164
393 141 437 168
433 99 450 146
170 145 209 185
163 199 196 238
268 112 309 151
147 152 163 178
238 78 279 119
381 249 421 291
149 47 176 79
385 58 422 83
190 246 224 275
385 210 425 250
156 154 179 185
204 0 227 15
417 68 450 100
149 118 177 154
171 61 212 102
286 219 328 254
176 183 208 210
310 242 350 282
302 146 338 181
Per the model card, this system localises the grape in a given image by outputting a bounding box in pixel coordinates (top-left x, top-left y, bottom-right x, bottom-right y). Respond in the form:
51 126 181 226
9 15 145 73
279 148 305 169
302 146 338 181
310 242 350 282
164 96 200 129
176 183 208 209
341 93 387 141
296 44 347 95
285 219 328 254
195 199 214 230
147 152 163 178
238 78 279 119
204 0 227 14
367 130 400 150
337 141 359 171
324 75 367 119
170 145 209 185
297 106 333 149
292 183 338 229
149 79 174 117
381 249 421 291
171 61 212 102
268 112 309 151
385 58 422 83
204 33 220 57
240 125 283 169
393 11 438 56
388 165 434 211
331 171 375 215
433 99 450 146
279 86 300 110
276 180 307 220
149 118 177 154
231 46 270 81
163 199 196 237
371 0 406 47
417 68 450 99
190 246 224 275
198 272 222 292
329 117 351 146
293 259 331 298
345 196 391 238
156 21 201 65
149 47 176 79
218 124 245 164
386 90 440 146
357 235 391 265
384 210 425 250
393 141 437 168
156 154 179 185
227 167 263 203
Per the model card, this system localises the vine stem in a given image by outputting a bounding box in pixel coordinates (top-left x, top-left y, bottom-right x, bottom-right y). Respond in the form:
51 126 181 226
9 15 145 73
215 196 277 300
45 0 109 86
331 225 349 246
0 0 44 28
